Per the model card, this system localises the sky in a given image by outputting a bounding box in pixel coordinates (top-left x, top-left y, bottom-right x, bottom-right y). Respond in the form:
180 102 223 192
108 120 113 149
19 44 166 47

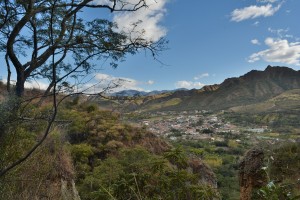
1 0 300 92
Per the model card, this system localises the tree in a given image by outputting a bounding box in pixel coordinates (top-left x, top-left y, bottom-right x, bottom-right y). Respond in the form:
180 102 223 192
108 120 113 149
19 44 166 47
0 0 165 97
0 0 165 177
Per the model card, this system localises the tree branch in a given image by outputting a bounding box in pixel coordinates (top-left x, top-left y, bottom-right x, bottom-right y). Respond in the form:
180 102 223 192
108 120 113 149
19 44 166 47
5 53 11 93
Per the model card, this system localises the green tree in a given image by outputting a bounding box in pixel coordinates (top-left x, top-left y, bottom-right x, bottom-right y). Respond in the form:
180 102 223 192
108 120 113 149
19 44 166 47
0 0 165 178
0 0 165 96
164 146 188 169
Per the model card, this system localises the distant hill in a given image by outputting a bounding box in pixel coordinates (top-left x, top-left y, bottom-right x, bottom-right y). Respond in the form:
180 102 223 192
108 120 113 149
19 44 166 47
99 66 300 112
109 88 188 97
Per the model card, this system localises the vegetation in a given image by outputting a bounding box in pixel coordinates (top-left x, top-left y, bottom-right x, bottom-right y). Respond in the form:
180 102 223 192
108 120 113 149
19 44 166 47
0 0 165 96
249 143 300 200
77 147 219 200
0 0 165 179
0 102 74 199
0 99 219 199
1 1 300 200
1 56 300 200
174 139 243 200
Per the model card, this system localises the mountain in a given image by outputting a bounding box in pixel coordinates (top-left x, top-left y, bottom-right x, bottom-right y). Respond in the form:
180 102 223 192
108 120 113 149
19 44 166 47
109 88 188 97
110 90 148 97
107 66 300 112
179 65 300 110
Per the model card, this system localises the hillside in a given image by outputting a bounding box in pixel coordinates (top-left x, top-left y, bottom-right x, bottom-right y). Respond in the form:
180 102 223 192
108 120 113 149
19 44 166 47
229 89 300 113
0 100 219 199
102 66 300 112
222 88 300 133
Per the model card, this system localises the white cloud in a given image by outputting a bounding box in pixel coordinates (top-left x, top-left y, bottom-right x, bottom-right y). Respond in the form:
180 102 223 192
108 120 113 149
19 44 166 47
1 74 150 93
1 78 50 90
175 81 205 89
115 1 167 42
194 73 209 80
230 3 281 22
147 80 154 85
285 34 294 38
78 73 155 93
94 0 168 43
251 39 261 45
267 28 300 41
253 21 260 26
92 73 146 92
24 81 49 90
268 27 289 38
248 37 300 65
24 80 49 90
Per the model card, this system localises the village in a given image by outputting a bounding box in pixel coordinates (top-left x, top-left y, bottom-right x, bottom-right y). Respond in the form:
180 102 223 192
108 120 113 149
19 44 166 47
141 110 269 143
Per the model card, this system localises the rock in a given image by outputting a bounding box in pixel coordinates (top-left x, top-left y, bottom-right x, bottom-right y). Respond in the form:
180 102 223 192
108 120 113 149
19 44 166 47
188 157 218 188
239 147 266 200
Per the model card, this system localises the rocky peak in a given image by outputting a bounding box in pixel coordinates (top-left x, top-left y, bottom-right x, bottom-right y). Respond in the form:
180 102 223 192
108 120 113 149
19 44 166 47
200 84 220 92
264 65 299 77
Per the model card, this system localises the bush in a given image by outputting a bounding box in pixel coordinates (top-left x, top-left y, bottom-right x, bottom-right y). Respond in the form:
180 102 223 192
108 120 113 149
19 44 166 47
202 129 214 134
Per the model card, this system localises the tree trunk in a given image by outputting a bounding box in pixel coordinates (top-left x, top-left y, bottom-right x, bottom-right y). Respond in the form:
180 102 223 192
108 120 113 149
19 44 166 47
5 53 11 93
16 71 25 97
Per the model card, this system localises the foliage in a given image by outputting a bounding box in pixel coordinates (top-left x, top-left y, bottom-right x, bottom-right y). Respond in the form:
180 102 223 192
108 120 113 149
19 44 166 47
167 128 184 138
173 138 242 200
0 0 166 96
0 99 221 199
77 147 219 200
253 164 300 200
255 181 300 200
202 128 214 134
0 126 73 199
203 154 223 168
58 103 219 199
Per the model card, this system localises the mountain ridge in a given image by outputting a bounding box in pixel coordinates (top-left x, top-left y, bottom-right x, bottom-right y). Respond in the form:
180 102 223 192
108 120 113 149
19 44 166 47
107 66 300 112
109 88 188 97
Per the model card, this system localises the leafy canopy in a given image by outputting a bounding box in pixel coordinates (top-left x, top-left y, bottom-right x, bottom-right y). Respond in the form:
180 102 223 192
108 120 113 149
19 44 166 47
0 0 165 96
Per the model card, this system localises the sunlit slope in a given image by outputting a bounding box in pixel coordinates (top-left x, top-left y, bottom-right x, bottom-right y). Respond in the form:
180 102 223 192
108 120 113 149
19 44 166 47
229 89 300 113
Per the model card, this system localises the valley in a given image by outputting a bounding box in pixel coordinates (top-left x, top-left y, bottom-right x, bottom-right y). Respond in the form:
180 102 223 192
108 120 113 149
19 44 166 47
104 66 300 199
1 66 300 199
1 1 300 199
121 107 300 199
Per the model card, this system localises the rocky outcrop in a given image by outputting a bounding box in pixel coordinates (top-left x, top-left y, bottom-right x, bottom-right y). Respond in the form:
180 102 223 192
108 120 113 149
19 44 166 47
188 157 218 188
239 148 266 200
200 84 220 92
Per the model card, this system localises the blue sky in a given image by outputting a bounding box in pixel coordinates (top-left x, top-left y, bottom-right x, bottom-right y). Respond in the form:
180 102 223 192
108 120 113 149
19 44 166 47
90 0 300 91
1 0 300 92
